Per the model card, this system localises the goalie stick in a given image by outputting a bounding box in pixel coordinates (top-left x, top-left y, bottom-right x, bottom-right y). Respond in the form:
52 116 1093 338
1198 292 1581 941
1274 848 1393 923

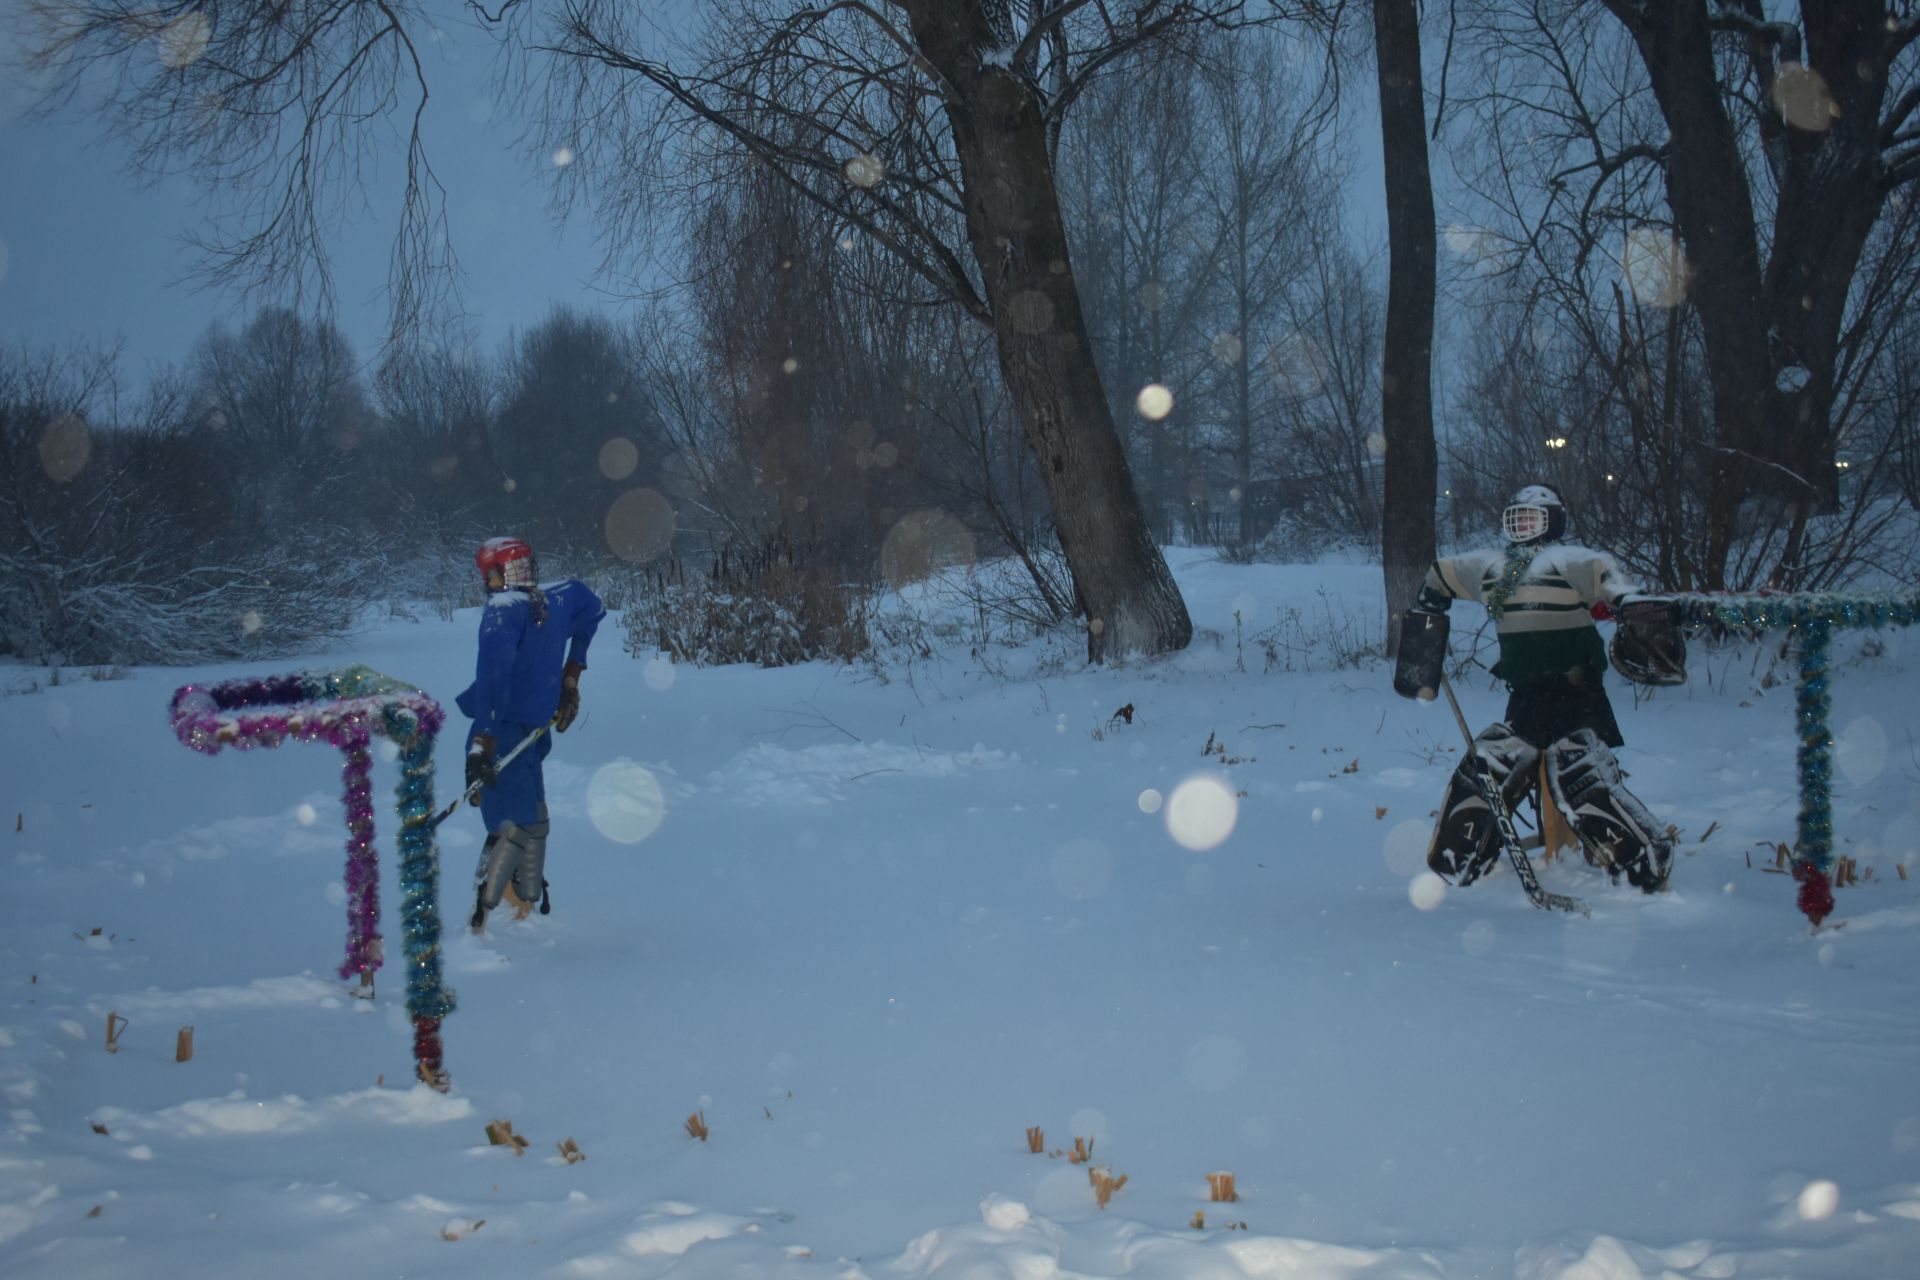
1439 675 1590 918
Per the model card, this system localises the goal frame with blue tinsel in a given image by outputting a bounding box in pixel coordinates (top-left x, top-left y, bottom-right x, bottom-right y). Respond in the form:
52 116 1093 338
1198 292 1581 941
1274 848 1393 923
1668 590 1920 927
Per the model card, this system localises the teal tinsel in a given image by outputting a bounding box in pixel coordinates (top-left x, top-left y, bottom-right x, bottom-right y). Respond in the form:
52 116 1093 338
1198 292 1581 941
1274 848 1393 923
396 732 456 1024
1673 590 1920 633
1794 620 1834 878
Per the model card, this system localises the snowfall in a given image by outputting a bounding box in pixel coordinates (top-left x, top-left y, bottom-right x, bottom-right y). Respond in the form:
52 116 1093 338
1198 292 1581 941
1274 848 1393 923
3 549 1918 1280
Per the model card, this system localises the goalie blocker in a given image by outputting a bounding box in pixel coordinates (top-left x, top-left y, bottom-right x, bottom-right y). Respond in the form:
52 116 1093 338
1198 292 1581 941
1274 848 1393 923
1393 609 1449 701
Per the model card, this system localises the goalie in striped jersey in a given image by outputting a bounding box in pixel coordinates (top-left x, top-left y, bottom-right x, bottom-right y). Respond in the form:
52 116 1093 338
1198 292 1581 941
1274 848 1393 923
1394 484 1683 893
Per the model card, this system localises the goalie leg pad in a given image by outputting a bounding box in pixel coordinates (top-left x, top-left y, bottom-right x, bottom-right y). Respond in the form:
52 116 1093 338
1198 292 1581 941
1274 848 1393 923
1428 724 1540 885
1545 730 1673 892
1428 770 1499 885
1473 722 1542 807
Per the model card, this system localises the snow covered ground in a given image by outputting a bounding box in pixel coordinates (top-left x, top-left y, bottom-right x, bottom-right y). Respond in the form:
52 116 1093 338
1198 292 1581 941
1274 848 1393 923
3 549 1918 1279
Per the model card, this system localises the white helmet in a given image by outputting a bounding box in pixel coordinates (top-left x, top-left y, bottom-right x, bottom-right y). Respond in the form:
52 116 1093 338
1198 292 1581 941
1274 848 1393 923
1502 484 1566 544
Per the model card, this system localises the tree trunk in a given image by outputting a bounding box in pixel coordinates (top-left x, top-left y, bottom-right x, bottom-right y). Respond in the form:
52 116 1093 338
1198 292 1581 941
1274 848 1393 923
1372 0 1438 658
1602 0 1895 586
903 2 1191 661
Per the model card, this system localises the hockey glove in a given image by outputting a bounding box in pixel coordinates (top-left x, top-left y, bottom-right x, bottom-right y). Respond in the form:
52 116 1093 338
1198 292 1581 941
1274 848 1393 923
465 734 498 792
555 661 585 732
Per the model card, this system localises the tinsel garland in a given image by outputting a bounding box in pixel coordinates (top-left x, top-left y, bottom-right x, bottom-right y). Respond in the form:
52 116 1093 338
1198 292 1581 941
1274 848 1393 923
1483 544 1539 621
1668 590 1920 926
169 665 457 1089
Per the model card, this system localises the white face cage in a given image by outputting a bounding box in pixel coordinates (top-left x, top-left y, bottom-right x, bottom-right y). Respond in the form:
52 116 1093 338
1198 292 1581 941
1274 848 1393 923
500 556 537 589
1502 504 1549 543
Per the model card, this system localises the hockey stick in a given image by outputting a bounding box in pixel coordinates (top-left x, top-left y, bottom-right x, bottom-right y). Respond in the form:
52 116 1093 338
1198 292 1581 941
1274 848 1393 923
428 716 557 831
1438 675 1590 917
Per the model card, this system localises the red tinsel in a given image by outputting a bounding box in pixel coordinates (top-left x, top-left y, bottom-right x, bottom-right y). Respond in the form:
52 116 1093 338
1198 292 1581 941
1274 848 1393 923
413 1015 449 1092
1793 862 1835 927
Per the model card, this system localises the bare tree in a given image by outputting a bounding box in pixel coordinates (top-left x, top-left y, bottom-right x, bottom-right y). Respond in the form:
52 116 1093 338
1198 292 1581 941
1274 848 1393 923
1271 235 1386 539
374 339 504 536
1058 43 1220 544
1455 0 1920 587
491 305 668 559
1191 29 1334 551
190 308 375 528
1370 0 1438 656
536 0 1245 657
27 0 456 341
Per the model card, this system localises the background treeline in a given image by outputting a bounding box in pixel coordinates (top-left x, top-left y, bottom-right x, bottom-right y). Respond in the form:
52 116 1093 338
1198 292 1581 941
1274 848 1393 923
7 19 1919 667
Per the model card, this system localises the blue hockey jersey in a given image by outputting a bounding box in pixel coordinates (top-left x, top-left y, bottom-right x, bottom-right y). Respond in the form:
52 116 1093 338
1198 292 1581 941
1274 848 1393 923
456 579 607 742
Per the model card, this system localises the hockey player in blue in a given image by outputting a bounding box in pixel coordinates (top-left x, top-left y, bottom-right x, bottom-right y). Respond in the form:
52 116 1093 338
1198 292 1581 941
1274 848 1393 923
458 536 607 931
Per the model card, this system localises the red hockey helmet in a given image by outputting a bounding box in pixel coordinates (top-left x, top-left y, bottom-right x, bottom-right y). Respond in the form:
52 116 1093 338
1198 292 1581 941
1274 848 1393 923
475 536 536 590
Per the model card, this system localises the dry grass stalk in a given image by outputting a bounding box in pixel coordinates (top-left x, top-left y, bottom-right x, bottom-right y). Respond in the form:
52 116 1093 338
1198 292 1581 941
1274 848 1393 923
1701 820 1720 842
1068 1136 1094 1164
1191 1211 1205 1230
104 1012 127 1054
1088 1166 1127 1208
1208 1171 1239 1203
557 1137 585 1164
1026 1126 1045 1154
484 1120 529 1154
1899 864 1909 881
175 1027 194 1063
686 1110 709 1141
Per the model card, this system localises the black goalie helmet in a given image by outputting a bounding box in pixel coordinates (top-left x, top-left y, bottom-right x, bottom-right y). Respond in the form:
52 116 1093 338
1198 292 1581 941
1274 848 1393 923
1502 484 1567 545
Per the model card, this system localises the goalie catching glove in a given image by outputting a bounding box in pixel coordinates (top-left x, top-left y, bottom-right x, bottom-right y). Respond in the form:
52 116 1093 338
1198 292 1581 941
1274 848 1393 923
1608 596 1686 686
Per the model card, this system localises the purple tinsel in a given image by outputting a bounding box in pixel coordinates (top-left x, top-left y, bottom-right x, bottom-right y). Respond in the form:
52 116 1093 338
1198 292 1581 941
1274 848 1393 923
338 717 379 981
166 669 447 973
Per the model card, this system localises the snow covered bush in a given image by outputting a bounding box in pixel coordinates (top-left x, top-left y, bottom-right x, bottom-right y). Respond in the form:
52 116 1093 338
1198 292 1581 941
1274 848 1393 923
620 542 868 668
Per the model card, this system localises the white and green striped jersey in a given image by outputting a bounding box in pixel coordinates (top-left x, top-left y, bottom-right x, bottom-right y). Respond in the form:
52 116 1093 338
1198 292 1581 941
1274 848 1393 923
1417 543 1638 687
